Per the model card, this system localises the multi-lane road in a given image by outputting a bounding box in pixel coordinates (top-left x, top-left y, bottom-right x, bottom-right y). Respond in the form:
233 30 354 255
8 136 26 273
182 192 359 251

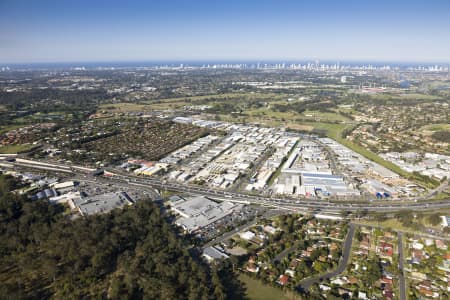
3 156 448 297
3 157 450 213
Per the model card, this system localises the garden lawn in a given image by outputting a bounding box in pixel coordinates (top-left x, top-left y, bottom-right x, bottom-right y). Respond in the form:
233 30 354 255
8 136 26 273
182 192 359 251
239 274 289 300
0 144 33 154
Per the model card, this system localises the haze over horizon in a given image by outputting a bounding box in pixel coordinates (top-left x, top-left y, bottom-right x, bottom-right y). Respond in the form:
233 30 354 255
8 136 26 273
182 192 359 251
1 0 450 64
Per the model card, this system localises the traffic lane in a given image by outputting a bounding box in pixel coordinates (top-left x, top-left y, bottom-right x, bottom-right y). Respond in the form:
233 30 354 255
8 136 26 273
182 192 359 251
297 224 355 291
398 232 406 300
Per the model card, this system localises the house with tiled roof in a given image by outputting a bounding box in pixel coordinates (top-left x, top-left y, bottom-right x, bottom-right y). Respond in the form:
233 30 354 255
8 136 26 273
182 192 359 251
435 239 447 250
377 241 394 259
278 274 289 286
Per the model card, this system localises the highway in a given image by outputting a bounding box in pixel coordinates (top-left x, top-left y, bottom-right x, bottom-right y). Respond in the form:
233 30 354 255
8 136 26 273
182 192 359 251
3 155 447 298
87 175 450 212
3 157 450 212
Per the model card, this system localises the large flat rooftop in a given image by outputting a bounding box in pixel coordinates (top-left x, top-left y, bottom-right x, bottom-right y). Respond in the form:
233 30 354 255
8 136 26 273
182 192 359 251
74 191 134 216
171 196 242 233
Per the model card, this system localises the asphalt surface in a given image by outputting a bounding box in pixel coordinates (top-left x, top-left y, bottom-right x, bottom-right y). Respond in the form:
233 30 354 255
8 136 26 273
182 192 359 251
397 231 406 300
4 157 450 213
352 224 450 300
273 241 301 263
202 209 288 249
297 223 356 292
5 155 448 299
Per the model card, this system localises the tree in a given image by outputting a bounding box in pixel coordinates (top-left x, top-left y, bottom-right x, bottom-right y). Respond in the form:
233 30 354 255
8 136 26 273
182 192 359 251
308 283 325 300
355 209 368 218
355 228 363 242
428 213 442 226
0 175 245 299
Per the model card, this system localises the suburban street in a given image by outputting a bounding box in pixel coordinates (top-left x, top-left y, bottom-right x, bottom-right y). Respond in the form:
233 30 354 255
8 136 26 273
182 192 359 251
1 146 448 300
202 209 288 249
1 12 449 300
297 224 356 292
272 240 303 263
398 231 406 300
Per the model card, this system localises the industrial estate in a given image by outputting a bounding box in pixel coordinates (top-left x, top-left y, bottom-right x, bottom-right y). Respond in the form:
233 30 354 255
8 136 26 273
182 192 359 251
0 60 449 300
3 0 450 298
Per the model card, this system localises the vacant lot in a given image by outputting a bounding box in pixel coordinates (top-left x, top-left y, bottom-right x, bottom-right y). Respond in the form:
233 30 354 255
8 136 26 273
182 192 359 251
420 123 450 134
239 274 290 300
286 124 314 132
0 144 34 154
0 125 23 135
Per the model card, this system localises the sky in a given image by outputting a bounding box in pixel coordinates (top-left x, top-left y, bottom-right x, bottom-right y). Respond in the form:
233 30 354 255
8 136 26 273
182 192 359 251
1 0 450 64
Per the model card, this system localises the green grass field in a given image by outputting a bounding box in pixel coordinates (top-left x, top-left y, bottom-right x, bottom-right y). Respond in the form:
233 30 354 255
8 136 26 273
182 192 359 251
0 125 23 135
337 136 410 178
98 102 153 113
420 123 450 132
99 92 287 112
356 210 450 232
301 121 413 178
356 219 414 232
244 107 351 123
11 111 69 125
302 121 441 188
143 92 287 109
239 274 290 300
145 92 246 104
429 187 450 201
218 108 421 184
103 94 436 188
302 122 347 138
0 144 34 154
369 93 442 101
397 93 442 100
302 109 350 122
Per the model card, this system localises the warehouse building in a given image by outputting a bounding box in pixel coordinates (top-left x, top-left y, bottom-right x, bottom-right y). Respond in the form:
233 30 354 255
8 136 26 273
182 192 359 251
202 246 229 262
171 196 243 233
71 192 134 216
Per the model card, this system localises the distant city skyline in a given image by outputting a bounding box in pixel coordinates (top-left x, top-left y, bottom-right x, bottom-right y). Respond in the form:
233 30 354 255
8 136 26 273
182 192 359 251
1 0 450 63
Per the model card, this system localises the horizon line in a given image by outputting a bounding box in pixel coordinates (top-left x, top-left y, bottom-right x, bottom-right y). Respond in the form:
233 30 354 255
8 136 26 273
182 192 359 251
2 58 450 67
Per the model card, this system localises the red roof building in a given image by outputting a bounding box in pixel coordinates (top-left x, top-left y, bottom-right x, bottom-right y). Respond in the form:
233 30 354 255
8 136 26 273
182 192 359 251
278 274 289 286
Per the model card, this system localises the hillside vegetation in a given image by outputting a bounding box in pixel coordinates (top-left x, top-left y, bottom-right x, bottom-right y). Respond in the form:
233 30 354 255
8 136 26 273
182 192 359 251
0 175 244 300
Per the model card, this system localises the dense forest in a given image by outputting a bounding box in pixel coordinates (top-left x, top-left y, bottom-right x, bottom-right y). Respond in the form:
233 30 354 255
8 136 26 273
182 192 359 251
0 175 245 299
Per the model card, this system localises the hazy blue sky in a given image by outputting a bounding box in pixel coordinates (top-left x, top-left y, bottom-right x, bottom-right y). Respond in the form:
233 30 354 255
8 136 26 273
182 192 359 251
1 0 450 63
